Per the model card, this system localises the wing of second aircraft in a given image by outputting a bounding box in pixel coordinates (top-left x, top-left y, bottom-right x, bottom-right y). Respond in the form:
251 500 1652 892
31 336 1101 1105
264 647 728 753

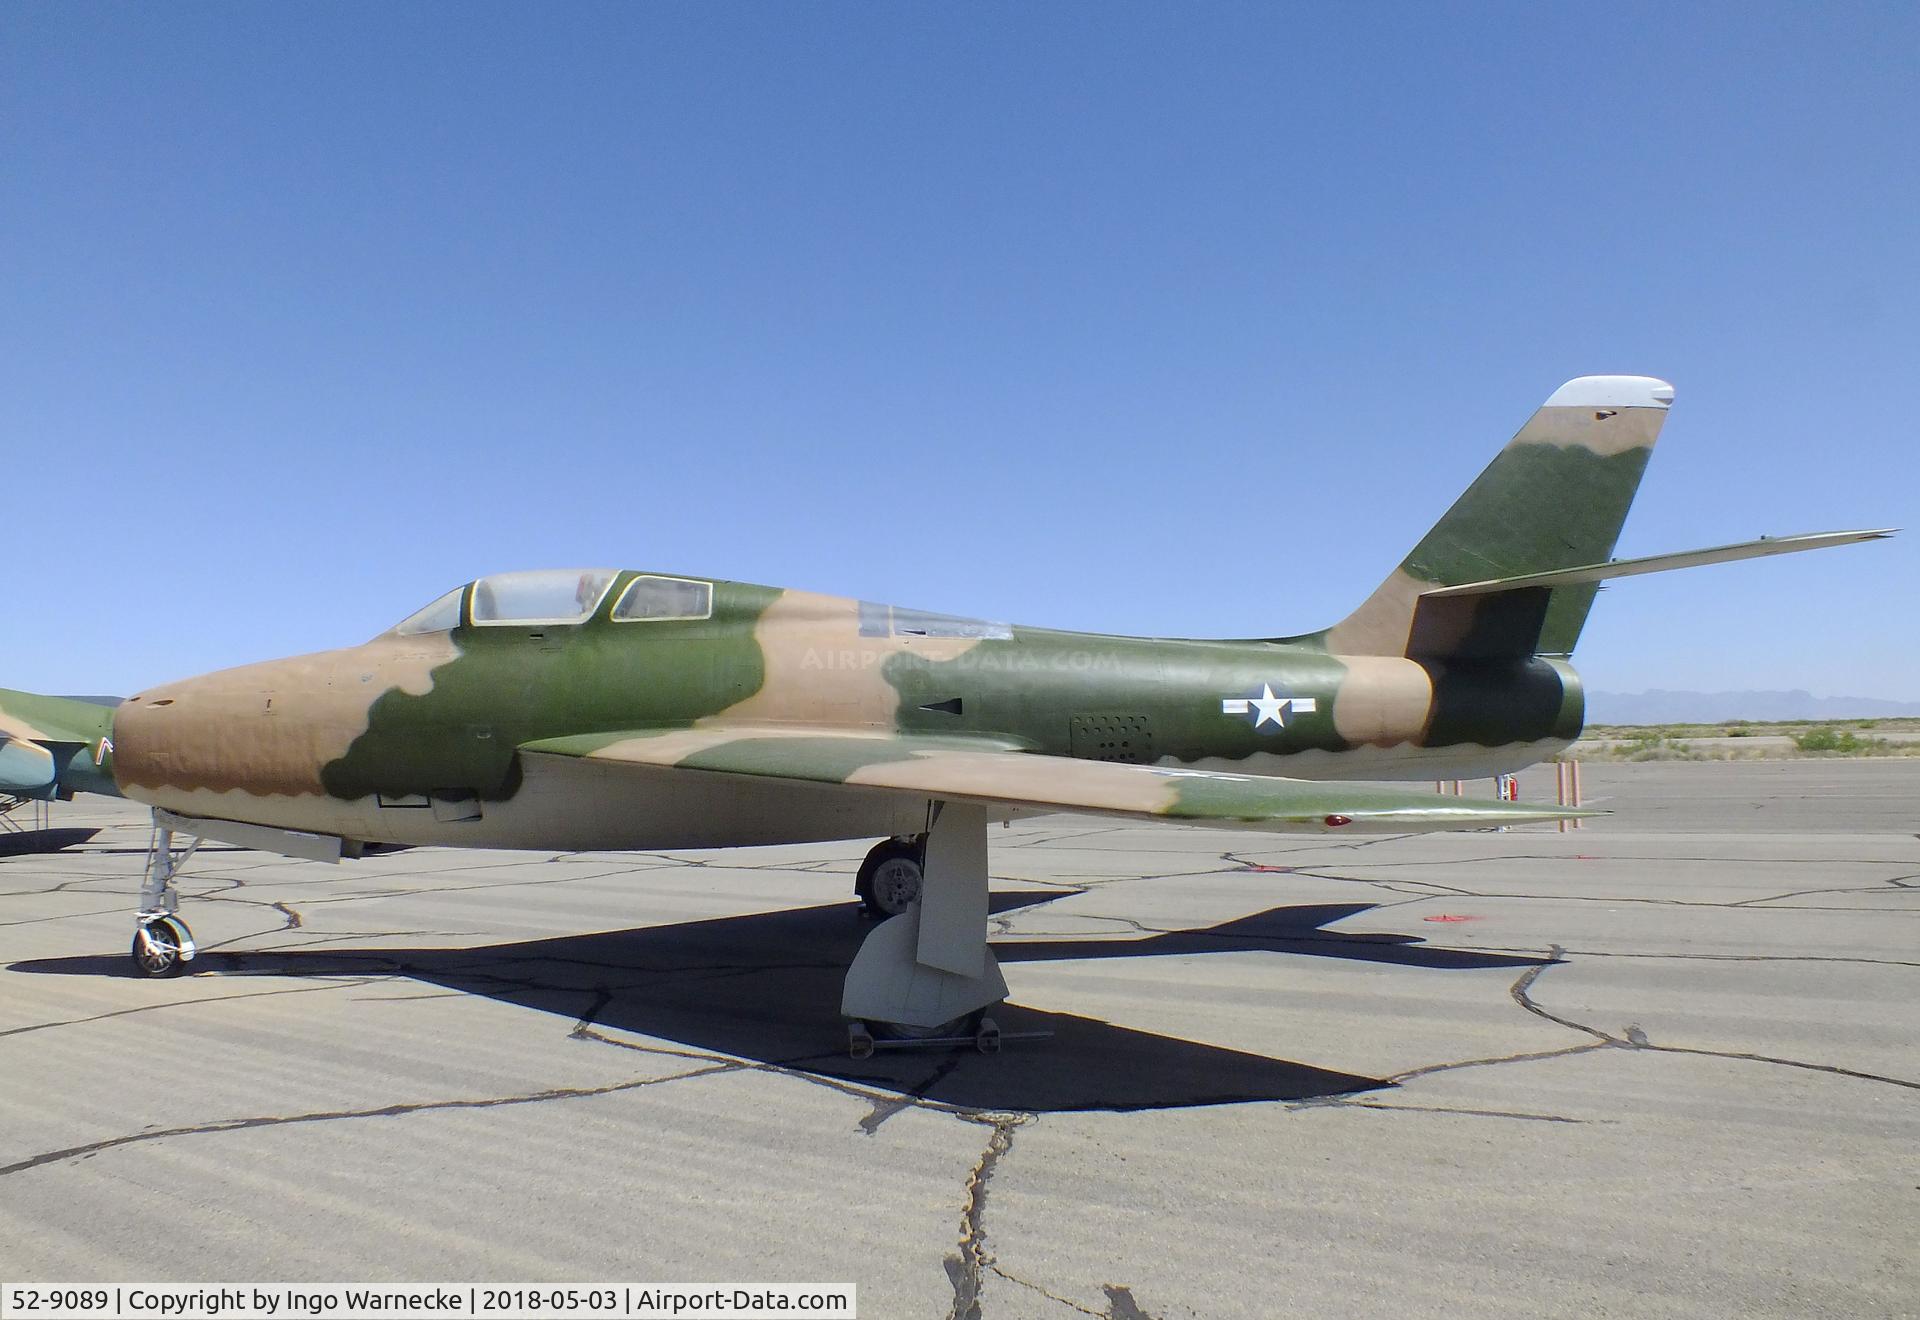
521 727 1587 833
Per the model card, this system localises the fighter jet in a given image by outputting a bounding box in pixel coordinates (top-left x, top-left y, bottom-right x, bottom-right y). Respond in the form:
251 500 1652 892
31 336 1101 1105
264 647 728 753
0 376 1890 1042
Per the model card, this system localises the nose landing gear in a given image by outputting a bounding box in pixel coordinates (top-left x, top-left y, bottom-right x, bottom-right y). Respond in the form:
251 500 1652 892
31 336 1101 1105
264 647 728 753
131 821 200 977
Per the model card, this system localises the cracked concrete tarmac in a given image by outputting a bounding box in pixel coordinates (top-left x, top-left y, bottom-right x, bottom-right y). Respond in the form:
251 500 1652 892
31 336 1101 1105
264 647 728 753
0 760 1915 1319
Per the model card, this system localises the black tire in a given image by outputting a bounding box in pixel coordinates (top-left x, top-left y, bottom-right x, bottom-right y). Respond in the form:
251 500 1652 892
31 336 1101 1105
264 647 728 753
869 1008 985 1043
131 918 187 978
856 838 925 919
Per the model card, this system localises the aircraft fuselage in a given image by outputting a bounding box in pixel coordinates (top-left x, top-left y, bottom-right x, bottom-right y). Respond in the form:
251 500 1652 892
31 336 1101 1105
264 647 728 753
106 580 1581 851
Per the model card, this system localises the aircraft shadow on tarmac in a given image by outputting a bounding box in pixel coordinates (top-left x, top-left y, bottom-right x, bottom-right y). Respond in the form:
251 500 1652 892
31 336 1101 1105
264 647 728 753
15 886 1551 1112
0 827 100 858
15 893 1548 1115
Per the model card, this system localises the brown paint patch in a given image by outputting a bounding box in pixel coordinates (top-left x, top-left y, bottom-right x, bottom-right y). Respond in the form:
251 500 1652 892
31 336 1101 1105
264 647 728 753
112 634 458 797
717 590 985 728
580 724 901 767
844 749 1178 815
587 728 759 764
571 726 1177 817
0 713 53 744
1329 657 1435 747
1322 567 1427 657
1516 403 1666 457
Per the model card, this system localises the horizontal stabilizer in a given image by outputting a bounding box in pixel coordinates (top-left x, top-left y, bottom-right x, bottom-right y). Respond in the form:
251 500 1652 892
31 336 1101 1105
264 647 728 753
0 688 122 800
1420 529 1895 598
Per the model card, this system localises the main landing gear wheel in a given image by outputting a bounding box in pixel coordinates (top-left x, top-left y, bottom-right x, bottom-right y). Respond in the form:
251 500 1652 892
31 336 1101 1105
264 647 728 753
132 917 192 978
855 837 925 919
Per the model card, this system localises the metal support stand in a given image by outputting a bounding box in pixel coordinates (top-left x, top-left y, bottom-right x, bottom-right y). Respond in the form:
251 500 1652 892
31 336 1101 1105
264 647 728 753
1555 761 1585 832
0 795 52 835
842 800 1007 1033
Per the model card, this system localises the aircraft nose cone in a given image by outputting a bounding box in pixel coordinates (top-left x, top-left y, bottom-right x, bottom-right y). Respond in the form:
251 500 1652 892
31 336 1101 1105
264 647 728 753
112 653 356 800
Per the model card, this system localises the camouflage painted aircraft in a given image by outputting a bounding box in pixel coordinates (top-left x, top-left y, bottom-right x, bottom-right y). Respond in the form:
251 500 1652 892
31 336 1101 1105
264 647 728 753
0 376 1890 1042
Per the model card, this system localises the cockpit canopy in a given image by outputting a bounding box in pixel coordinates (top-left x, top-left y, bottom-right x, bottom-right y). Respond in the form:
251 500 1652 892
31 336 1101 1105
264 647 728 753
388 570 715 636
472 568 618 626
390 587 466 636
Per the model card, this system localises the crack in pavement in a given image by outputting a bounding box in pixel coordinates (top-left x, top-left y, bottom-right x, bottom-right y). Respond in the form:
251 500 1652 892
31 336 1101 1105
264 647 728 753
0 906 143 928
0 1061 739 1179
1512 944 1920 1092
1730 872 1920 906
0 978 375 1040
562 995 1002 1133
1308 876 1920 913
946 1114 1030 1320
860 1055 965 1136
1312 1099 1592 1124
1509 952 1615 1043
987 1266 1106 1316
1478 945 1920 970
571 1017 1007 1132
190 890 306 952
1220 846 1920 910
1386 1041 1611 1085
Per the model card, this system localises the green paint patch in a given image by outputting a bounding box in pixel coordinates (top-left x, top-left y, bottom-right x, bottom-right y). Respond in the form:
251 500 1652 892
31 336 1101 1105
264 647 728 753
883 631 1350 763
0 688 117 745
1160 774 1568 824
321 579 782 801
1401 443 1655 656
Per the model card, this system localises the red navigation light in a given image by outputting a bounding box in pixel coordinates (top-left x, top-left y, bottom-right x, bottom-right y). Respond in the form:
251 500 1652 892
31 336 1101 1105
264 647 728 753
1323 814 1353 828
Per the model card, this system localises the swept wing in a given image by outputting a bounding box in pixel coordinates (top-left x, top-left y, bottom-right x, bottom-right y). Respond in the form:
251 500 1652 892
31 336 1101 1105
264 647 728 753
522 728 1589 833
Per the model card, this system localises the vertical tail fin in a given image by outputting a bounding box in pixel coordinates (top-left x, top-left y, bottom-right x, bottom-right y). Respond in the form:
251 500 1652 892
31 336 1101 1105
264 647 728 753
1318 375 1673 659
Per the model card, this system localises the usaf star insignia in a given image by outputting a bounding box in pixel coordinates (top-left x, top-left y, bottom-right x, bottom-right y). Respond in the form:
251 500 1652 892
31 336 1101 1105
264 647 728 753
1221 683 1316 730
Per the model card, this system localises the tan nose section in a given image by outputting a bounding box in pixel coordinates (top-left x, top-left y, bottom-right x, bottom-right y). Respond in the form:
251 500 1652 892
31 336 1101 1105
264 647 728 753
110 663 326 797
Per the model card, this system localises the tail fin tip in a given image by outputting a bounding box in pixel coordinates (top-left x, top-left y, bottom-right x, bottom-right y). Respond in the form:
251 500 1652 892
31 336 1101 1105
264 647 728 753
1544 376 1674 410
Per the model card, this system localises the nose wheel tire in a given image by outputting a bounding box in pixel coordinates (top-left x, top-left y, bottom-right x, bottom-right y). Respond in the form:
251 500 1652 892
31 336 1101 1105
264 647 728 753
855 838 925 919
132 917 192 978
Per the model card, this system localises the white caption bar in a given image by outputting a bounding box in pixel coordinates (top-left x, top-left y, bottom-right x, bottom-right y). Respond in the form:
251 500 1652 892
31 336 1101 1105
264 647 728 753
1 1285 856 1320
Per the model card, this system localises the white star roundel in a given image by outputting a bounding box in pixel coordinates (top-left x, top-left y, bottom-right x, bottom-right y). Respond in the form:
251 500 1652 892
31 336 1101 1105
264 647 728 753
1221 683 1317 730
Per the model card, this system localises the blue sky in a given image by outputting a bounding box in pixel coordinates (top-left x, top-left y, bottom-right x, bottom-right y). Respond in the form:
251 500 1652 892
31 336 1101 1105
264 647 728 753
4 3 1915 698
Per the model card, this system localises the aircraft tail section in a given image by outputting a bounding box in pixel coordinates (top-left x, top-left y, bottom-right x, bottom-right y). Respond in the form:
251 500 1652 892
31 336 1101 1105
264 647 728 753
1316 375 1673 660
0 687 120 800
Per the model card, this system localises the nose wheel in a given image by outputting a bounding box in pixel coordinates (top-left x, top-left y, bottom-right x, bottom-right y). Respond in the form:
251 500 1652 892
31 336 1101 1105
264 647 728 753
132 916 195 978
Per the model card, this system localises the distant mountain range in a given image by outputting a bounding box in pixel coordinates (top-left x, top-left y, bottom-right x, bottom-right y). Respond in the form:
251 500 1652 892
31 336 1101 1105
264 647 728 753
1588 690 1920 725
